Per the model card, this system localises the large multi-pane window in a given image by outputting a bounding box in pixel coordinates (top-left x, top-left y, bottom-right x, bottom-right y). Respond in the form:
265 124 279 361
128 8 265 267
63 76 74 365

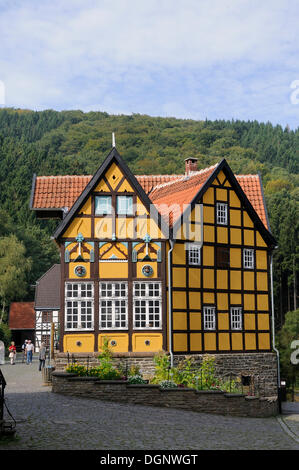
216 202 228 225
133 282 162 329
243 248 254 269
230 307 242 330
203 306 216 330
65 283 94 330
99 282 128 329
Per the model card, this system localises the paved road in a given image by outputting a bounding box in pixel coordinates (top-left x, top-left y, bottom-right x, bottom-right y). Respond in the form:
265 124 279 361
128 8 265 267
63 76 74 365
0 355 299 450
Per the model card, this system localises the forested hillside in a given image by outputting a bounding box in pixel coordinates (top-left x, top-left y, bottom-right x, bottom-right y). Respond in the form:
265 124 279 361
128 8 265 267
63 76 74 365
0 108 298 329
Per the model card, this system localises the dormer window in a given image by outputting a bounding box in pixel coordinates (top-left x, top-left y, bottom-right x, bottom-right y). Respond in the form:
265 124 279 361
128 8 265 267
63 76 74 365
216 202 228 225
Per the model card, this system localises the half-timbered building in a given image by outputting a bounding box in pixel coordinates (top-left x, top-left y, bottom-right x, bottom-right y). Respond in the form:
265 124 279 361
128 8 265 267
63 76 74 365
30 147 278 374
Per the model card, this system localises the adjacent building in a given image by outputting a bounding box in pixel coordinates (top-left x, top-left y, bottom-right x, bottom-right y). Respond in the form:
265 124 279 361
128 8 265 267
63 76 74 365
34 264 60 352
8 302 35 350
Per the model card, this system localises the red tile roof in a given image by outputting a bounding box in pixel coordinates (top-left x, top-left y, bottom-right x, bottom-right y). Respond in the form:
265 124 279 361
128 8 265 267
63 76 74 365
31 166 269 229
9 302 35 330
32 174 183 210
151 165 217 226
33 175 92 210
237 175 268 228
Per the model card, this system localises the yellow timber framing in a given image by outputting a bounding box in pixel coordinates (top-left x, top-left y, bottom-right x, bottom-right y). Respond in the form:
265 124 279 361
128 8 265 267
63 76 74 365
170 159 276 355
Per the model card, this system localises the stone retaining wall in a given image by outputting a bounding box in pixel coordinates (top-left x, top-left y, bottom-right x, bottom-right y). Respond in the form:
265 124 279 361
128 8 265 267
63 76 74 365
54 352 278 397
51 372 278 418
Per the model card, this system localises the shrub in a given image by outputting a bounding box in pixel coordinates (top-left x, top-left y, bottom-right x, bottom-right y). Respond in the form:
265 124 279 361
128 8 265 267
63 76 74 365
65 338 122 380
128 375 147 384
65 363 87 376
151 353 242 393
159 380 178 389
0 322 11 350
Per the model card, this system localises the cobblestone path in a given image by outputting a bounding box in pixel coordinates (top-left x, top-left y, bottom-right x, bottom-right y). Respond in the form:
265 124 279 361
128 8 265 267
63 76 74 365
1 357 299 450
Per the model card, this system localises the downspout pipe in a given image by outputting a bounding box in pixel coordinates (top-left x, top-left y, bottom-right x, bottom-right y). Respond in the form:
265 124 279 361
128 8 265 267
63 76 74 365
270 250 281 408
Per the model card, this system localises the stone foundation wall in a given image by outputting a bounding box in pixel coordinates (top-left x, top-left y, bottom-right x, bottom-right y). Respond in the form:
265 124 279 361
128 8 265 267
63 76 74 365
51 372 278 418
54 352 278 397
174 353 279 397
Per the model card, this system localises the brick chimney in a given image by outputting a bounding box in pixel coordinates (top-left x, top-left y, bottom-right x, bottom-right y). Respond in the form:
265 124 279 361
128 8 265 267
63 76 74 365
185 157 198 175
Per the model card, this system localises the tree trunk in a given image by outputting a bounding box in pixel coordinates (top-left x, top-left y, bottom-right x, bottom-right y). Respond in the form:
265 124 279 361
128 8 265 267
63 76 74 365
294 257 297 311
0 299 5 324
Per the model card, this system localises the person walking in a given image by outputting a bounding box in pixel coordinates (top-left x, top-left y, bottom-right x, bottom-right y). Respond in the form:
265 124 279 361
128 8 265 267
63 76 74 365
22 340 28 363
8 341 17 365
26 339 34 365
38 342 46 371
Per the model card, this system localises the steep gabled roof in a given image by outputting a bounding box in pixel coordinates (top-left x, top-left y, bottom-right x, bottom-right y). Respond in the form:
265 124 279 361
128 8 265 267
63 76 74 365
30 149 275 246
51 147 168 240
34 264 61 310
162 159 276 247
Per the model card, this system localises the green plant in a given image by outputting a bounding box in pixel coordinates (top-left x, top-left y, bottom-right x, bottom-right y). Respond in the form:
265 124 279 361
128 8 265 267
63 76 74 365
98 337 113 362
151 352 171 383
128 365 141 377
128 374 147 384
151 353 242 393
159 380 178 389
65 363 87 376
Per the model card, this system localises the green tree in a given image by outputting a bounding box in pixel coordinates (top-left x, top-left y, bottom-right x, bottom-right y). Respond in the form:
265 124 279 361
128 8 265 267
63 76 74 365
276 309 299 387
0 235 32 322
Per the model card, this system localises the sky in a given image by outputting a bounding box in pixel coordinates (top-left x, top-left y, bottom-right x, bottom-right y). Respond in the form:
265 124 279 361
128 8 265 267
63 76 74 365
0 0 298 129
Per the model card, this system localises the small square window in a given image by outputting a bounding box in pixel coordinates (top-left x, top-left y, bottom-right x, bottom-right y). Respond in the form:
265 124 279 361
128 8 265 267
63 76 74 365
243 249 254 269
188 244 201 265
230 307 242 330
203 306 216 330
216 203 228 225
117 196 133 215
95 196 112 215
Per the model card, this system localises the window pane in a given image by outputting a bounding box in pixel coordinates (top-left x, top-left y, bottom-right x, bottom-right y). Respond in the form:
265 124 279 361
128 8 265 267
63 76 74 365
203 306 216 330
133 282 162 329
243 249 254 269
217 203 228 225
117 196 133 215
95 196 112 215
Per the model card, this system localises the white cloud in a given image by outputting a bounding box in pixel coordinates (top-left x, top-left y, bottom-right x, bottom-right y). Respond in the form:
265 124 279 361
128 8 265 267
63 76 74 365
0 0 297 127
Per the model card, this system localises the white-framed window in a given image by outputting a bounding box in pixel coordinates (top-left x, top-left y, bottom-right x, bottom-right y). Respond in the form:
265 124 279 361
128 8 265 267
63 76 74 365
95 195 112 215
117 195 133 215
133 282 162 329
243 248 254 269
65 282 94 330
99 282 128 329
188 244 201 265
203 306 216 330
230 307 242 330
216 202 228 225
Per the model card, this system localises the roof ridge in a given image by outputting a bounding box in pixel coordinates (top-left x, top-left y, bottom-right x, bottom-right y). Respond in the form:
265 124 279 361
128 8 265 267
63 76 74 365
150 163 218 196
236 174 259 178
136 174 183 178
